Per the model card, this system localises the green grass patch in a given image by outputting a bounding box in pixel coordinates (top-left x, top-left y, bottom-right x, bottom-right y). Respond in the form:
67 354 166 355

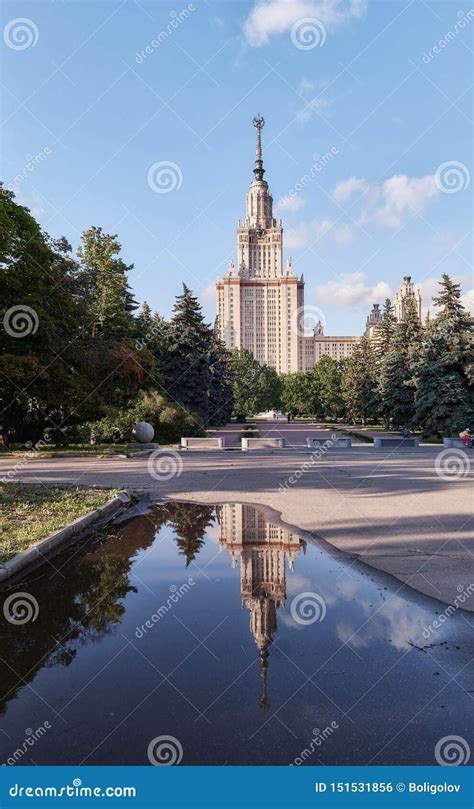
0 483 118 564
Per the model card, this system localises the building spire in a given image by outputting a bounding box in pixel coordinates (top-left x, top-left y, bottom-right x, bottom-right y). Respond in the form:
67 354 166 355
252 115 265 181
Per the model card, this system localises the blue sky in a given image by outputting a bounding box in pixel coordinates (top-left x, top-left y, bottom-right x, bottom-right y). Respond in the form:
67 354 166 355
2 0 472 334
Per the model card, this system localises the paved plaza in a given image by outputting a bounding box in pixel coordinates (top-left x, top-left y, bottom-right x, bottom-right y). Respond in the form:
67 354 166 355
1 422 472 611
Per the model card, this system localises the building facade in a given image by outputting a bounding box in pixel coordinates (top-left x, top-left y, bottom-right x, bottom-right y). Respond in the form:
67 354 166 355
216 117 304 374
303 320 358 370
394 276 422 322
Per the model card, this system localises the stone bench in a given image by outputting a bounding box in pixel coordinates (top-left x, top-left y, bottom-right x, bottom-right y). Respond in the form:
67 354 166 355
241 437 286 450
306 437 352 449
373 437 419 448
180 437 225 449
443 438 468 448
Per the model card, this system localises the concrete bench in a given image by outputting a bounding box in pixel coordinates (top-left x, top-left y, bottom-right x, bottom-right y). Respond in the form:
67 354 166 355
443 438 468 448
180 437 225 449
373 437 419 448
306 437 352 449
241 437 286 450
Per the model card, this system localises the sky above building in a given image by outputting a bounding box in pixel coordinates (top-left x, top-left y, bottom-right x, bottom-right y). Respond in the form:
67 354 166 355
2 0 472 333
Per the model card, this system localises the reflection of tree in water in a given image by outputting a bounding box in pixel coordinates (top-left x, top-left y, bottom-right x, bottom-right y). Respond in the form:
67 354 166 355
0 503 215 717
0 511 158 716
159 502 215 566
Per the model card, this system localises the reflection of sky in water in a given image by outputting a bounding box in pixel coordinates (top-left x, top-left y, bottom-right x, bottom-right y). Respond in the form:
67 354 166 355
0 502 472 766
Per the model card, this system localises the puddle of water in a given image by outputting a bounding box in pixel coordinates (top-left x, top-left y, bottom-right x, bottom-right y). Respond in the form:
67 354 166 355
0 502 472 766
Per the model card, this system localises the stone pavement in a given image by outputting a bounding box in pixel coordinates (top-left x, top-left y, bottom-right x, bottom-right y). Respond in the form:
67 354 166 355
1 421 472 611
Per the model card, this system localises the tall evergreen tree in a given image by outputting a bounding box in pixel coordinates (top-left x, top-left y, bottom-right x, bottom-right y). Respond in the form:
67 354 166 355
414 275 472 435
373 298 397 360
342 336 378 423
161 285 213 423
378 296 423 430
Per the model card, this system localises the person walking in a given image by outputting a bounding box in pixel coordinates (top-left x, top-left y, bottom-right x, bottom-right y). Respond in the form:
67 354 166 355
459 428 473 447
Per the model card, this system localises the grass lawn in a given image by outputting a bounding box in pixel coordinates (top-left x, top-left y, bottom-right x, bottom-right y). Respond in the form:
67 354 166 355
0 483 118 564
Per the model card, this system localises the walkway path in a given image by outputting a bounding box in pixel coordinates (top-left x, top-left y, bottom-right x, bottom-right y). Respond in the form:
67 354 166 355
1 422 472 611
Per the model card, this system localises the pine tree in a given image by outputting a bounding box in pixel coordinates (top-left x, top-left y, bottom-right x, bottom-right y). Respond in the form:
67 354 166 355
378 296 423 430
342 336 379 423
373 298 397 360
161 285 213 423
414 275 473 435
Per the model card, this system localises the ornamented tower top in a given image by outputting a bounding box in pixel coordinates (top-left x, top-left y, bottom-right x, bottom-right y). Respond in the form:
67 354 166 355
237 116 289 278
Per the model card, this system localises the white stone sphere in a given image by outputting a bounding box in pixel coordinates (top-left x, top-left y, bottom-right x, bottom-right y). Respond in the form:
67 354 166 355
132 421 155 443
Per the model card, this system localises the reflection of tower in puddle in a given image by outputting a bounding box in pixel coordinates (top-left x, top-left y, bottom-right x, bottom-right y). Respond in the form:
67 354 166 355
217 504 305 709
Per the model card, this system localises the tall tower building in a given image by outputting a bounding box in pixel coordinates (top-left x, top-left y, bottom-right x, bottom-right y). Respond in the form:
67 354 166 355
394 276 422 322
216 117 305 374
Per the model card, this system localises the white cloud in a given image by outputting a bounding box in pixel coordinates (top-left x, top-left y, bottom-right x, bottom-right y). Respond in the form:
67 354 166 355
332 176 369 204
316 272 393 307
243 0 367 47
462 287 474 314
296 95 332 122
330 172 441 230
368 174 440 229
286 217 354 249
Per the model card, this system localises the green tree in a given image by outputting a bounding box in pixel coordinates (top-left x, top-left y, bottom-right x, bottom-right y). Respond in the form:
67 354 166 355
413 275 472 436
373 298 397 360
342 336 378 423
312 356 345 419
77 226 135 338
160 285 213 423
378 296 423 430
229 349 281 418
208 323 234 426
280 372 319 416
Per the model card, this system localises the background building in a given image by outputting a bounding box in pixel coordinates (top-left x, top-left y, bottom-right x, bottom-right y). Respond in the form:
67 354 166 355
394 276 422 321
304 321 359 370
216 117 304 374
